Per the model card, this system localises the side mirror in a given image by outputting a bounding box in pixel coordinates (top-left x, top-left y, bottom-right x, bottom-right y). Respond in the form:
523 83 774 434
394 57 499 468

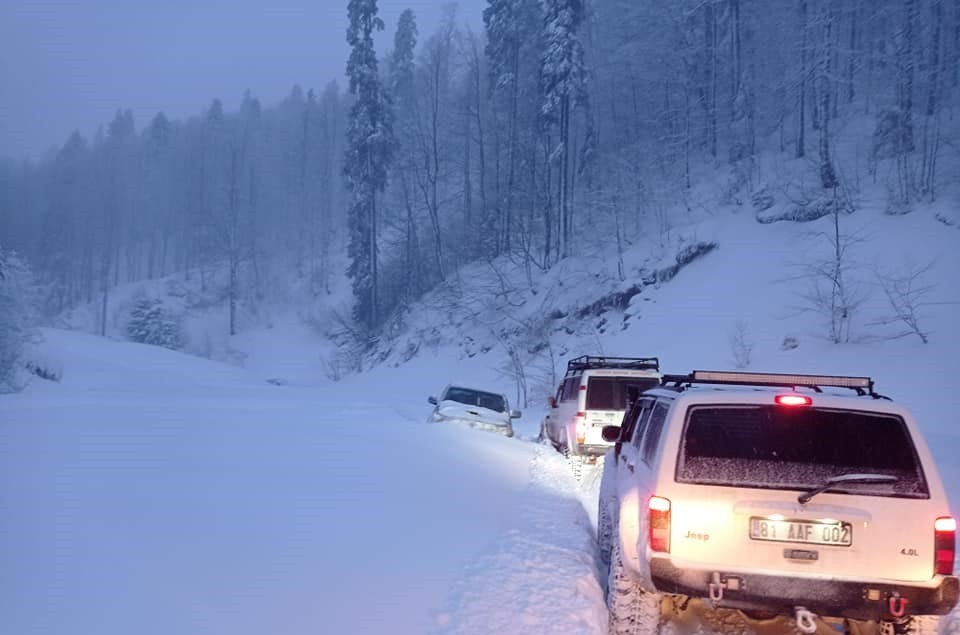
510 409 522 419
548 396 557 408
428 396 438 406
601 425 621 443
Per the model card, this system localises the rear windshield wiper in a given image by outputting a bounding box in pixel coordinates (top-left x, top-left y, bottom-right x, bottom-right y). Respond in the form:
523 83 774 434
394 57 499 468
798 473 899 505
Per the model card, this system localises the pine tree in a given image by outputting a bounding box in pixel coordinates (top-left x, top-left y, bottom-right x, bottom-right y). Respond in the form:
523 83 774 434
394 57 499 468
541 0 587 261
390 9 417 99
344 0 394 332
126 298 184 350
387 9 424 302
0 245 38 392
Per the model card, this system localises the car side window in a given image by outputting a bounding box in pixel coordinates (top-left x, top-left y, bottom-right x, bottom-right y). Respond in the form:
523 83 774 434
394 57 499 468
640 402 670 464
619 398 646 445
561 375 580 401
630 399 656 448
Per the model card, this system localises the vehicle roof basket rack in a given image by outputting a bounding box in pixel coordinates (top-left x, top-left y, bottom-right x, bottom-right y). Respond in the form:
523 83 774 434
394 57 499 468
660 370 884 398
566 355 660 373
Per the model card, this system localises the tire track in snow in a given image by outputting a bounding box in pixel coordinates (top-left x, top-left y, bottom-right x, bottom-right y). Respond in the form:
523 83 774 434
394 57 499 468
431 446 607 635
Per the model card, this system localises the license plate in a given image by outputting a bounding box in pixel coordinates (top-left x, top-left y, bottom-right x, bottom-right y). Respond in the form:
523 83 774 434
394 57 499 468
749 517 852 546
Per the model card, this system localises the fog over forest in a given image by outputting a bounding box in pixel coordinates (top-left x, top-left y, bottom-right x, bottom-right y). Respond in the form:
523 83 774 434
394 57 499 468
1 0 956 370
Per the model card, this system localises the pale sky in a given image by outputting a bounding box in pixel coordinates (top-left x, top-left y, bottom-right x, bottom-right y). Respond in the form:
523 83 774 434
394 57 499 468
0 0 478 161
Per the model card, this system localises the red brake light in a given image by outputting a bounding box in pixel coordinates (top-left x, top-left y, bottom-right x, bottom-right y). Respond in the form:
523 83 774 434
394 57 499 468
649 496 671 553
775 394 812 406
935 516 955 575
575 412 586 443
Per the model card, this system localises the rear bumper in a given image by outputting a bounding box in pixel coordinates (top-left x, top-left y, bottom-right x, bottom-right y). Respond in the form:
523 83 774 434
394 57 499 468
650 558 959 620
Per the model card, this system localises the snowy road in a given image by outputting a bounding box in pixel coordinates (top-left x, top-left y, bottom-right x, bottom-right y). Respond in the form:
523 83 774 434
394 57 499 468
0 330 606 635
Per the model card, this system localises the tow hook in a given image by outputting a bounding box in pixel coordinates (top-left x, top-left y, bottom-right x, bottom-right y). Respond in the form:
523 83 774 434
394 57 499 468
889 593 909 618
708 572 724 603
795 606 818 634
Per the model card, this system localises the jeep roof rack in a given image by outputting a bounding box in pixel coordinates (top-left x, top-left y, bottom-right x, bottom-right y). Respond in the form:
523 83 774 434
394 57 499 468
566 355 660 373
660 370 887 398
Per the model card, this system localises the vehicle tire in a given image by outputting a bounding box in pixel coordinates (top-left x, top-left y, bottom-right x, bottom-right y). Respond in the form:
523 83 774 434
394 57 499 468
880 616 940 635
903 616 940 635
597 497 614 570
858 616 942 635
607 540 661 635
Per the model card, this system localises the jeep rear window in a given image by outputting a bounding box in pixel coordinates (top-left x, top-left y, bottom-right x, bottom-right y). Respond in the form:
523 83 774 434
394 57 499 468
676 406 929 498
585 377 660 410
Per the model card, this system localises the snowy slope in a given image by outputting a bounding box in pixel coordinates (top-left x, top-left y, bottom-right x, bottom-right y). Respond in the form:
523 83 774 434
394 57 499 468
2 202 959 635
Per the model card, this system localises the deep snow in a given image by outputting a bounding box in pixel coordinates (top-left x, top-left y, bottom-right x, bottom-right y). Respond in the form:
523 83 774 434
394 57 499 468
2 203 960 635
0 329 604 635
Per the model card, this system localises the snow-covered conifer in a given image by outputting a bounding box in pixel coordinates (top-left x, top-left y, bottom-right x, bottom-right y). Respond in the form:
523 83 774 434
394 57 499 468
0 246 38 392
126 298 185 350
344 0 395 332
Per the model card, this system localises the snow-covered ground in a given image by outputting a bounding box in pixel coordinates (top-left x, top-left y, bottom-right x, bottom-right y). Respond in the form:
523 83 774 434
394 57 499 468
0 330 605 635
2 204 959 635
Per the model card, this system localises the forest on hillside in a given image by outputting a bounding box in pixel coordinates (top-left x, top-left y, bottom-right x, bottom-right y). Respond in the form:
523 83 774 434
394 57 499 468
1 0 956 339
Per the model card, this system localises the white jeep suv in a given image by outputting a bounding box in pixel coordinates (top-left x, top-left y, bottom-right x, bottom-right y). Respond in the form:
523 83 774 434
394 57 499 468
598 370 958 635
541 356 661 476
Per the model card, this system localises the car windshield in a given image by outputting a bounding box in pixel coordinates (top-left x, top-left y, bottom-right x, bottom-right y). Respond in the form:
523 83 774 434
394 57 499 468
585 376 660 410
676 405 929 497
443 387 506 413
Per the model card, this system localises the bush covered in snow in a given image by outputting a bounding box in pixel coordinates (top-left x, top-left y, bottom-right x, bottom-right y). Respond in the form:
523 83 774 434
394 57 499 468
0 246 39 392
126 298 185 350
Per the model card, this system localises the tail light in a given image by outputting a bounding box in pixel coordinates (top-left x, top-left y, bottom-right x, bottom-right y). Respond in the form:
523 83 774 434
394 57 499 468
649 496 671 553
575 411 586 444
934 517 956 575
775 394 812 406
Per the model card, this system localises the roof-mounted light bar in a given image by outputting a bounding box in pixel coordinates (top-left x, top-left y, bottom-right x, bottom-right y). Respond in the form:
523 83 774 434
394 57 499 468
661 370 879 397
691 370 872 390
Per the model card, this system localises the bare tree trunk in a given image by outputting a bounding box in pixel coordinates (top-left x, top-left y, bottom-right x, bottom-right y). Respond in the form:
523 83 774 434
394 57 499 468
817 6 838 192
99 249 110 336
706 2 719 159
896 0 917 205
228 149 239 337
954 0 960 87
468 33 488 227
400 171 420 298
504 47 520 255
847 2 858 103
732 0 742 100
921 0 944 199
463 111 472 239
542 133 553 266
371 192 378 329
797 0 808 158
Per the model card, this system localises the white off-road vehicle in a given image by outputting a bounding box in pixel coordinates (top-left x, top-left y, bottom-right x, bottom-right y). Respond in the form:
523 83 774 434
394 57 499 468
540 356 661 476
598 370 958 635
